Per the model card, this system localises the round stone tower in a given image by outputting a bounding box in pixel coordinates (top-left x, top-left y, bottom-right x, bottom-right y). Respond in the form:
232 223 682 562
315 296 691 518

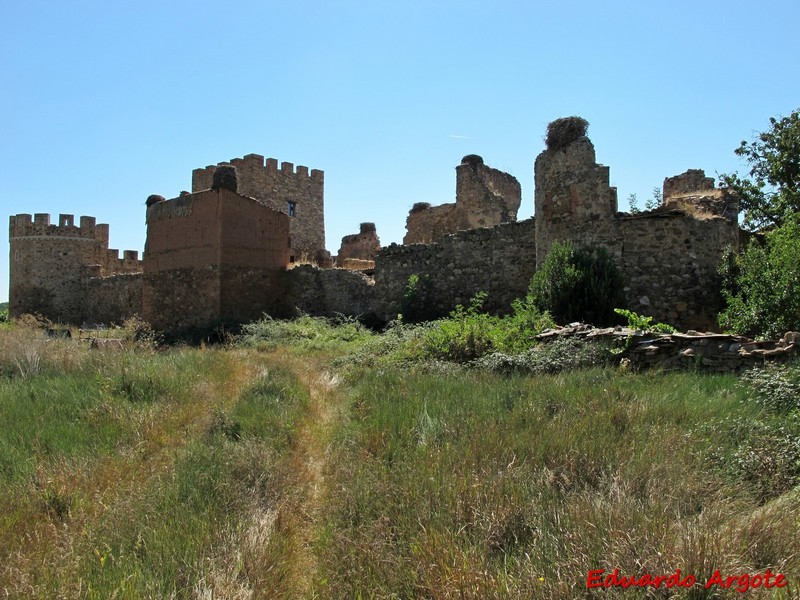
9 213 109 323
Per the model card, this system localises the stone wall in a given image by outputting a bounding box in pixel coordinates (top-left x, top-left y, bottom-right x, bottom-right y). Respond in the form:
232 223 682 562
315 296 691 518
663 169 715 200
534 136 619 267
9 213 142 323
192 153 324 261
619 207 739 331
404 155 521 244
538 325 799 373
143 188 289 332
281 265 376 319
376 219 537 321
84 272 143 325
337 222 381 263
532 131 739 331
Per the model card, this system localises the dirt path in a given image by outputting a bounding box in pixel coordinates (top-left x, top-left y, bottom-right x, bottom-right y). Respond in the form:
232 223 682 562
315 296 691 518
286 368 340 596
243 353 344 599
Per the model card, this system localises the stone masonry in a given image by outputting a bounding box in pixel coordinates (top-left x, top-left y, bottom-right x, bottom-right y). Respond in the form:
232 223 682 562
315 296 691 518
337 222 381 264
376 219 537 322
8 213 141 323
404 155 521 244
192 153 324 262
8 117 749 334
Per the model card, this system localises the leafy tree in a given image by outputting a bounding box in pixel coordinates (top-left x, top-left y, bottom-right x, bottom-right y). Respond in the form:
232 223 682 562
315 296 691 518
528 241 625 326
719 108 800 230
718 214 800 339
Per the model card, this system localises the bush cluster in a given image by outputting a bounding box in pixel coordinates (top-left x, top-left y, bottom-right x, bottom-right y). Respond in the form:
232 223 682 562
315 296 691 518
420 293 554 363
719 215 800 339
740 362 800 413
529 241 625 326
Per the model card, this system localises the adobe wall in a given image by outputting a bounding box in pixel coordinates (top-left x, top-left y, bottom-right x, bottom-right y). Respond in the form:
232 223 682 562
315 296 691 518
192 153 324 261
337 222 381 263
376 219 537 322
143 188 289 332
404 155 521 244
84 272 143 325
9 213 142 323
281 265 376 319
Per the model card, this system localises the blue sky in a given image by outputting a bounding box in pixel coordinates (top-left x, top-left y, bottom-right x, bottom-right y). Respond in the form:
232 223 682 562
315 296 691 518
2 0 799 302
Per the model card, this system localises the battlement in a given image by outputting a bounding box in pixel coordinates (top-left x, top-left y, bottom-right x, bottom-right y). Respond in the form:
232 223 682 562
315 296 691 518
9 212 109 241
193 154 323 187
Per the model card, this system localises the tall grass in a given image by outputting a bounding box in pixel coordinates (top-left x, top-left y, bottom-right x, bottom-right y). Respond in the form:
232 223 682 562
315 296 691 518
0 322 311 597
316 366 800 598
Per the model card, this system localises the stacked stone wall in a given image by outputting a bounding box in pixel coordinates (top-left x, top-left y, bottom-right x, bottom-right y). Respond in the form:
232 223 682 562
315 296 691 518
618 210 738 331
192 153 324 260
404 202 459 244
534 137 618 266
337 222 381 263
84 272 143 325
404 156 521 244
376 219 537 322
281 265 376 319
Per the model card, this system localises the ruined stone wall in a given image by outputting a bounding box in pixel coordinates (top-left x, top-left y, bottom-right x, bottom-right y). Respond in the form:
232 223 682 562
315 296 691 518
618 210 739 331
663 169 715 200
455 156 521 224
337 222 381 263
532 129 739 331
281 265 376 319
9 213 142 323
84 272 143 325
403 202 459 245
404 155 521 244
143 188 289 332
534 136 619 266
376 219 537 321
192 153 324 260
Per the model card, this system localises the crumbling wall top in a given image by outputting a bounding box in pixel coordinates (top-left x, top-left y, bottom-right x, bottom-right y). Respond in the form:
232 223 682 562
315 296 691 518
663 169 716 200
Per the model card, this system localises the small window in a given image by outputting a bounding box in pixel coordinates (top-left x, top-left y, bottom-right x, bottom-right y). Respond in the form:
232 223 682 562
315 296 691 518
287 201 297 217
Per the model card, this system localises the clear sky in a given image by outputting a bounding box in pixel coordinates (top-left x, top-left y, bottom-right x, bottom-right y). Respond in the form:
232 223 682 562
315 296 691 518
2 0 799 303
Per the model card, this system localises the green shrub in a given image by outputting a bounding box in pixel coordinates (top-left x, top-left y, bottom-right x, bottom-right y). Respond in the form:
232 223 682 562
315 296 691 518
529 241 625 326
719 215 800 339
740 362 800 413
614 308 676 333
422 293 498 362
400 273 434 323
238 314 371 350
419 293 555 363
472 337 612 375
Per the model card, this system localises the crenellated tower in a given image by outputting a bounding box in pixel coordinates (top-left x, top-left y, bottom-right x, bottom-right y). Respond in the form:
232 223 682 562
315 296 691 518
192 153 325 261
8 213 141 323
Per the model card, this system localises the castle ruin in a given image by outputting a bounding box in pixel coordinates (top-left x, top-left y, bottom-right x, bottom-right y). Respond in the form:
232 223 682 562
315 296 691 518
404 154 522 244
8 119 742 333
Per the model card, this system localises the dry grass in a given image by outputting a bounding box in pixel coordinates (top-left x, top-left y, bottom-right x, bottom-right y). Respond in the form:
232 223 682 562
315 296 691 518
2 320 799 598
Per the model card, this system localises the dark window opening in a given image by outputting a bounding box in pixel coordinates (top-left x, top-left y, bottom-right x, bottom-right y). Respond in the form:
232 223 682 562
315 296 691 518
287 201 297 217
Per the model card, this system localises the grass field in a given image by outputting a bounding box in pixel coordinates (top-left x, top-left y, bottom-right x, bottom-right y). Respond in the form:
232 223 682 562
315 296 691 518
0 319 798 598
